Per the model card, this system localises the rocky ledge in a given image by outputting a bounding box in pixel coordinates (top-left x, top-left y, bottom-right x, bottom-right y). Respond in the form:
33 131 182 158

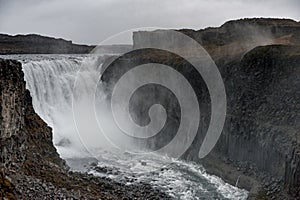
0 59 170 199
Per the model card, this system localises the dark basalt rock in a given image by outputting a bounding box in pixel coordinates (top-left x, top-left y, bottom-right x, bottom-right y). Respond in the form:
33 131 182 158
0 58 170 199
1 17 299 199
205 44 300 199
103 18 300 199
0 59 28 168
0 169 16 199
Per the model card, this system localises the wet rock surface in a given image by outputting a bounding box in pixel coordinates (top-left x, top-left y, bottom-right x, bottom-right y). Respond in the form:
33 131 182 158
1 18 300 200
0 58 171 199
103 18 300 199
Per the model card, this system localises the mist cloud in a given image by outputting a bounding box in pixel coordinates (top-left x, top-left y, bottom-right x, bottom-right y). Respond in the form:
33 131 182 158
0 0 299 44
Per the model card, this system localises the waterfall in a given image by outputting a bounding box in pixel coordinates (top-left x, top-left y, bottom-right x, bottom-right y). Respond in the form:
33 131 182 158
14 54 249 199
22 55 105 158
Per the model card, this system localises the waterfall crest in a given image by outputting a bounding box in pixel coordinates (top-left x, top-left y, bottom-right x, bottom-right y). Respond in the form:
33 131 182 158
22 55 104 157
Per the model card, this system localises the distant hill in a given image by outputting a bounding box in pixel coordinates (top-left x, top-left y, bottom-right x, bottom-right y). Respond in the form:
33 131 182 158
0 34 132 54
182 18 300 61
133 18 300 62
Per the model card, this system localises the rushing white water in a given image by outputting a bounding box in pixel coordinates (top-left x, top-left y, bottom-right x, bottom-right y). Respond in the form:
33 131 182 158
19 54 112 157
21 55 98 156
0 54 248 199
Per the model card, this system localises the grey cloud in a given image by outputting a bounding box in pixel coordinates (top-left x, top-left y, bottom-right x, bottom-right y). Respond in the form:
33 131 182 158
0 0 299 44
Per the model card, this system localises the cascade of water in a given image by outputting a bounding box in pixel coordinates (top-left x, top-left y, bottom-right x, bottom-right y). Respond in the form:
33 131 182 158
22 56 104 157
17 54 248 199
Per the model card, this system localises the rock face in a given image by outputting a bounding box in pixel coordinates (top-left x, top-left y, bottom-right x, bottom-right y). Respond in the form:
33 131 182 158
206 45 300 198
0 59 28 168
0 59 170 199
1 17 299 199
102 18 300 199
0 58 65 170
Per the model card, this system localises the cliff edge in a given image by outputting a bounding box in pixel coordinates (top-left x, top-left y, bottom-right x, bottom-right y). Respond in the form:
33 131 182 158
0 34 95 54
0 59 169 199
102 18 300 199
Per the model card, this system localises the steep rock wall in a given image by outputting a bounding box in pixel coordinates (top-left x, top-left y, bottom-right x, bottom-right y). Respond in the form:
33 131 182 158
0 59 65 170
0 58 170 199
102 19 300 199
0 59 29 168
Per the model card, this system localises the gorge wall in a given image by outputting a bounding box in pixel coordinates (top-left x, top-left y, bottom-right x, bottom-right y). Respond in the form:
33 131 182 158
0 58 71 199
0 59 170 199
1 17 299 199
200 44 300 199
102 18 300 199
0 58 66 170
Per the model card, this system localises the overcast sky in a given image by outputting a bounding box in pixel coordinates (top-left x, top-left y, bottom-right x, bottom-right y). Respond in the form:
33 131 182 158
0 0 299 45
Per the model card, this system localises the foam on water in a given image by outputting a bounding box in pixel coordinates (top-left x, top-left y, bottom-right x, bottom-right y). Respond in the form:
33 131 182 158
0 54 249 199
85 149 248 200
19 54 105 156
